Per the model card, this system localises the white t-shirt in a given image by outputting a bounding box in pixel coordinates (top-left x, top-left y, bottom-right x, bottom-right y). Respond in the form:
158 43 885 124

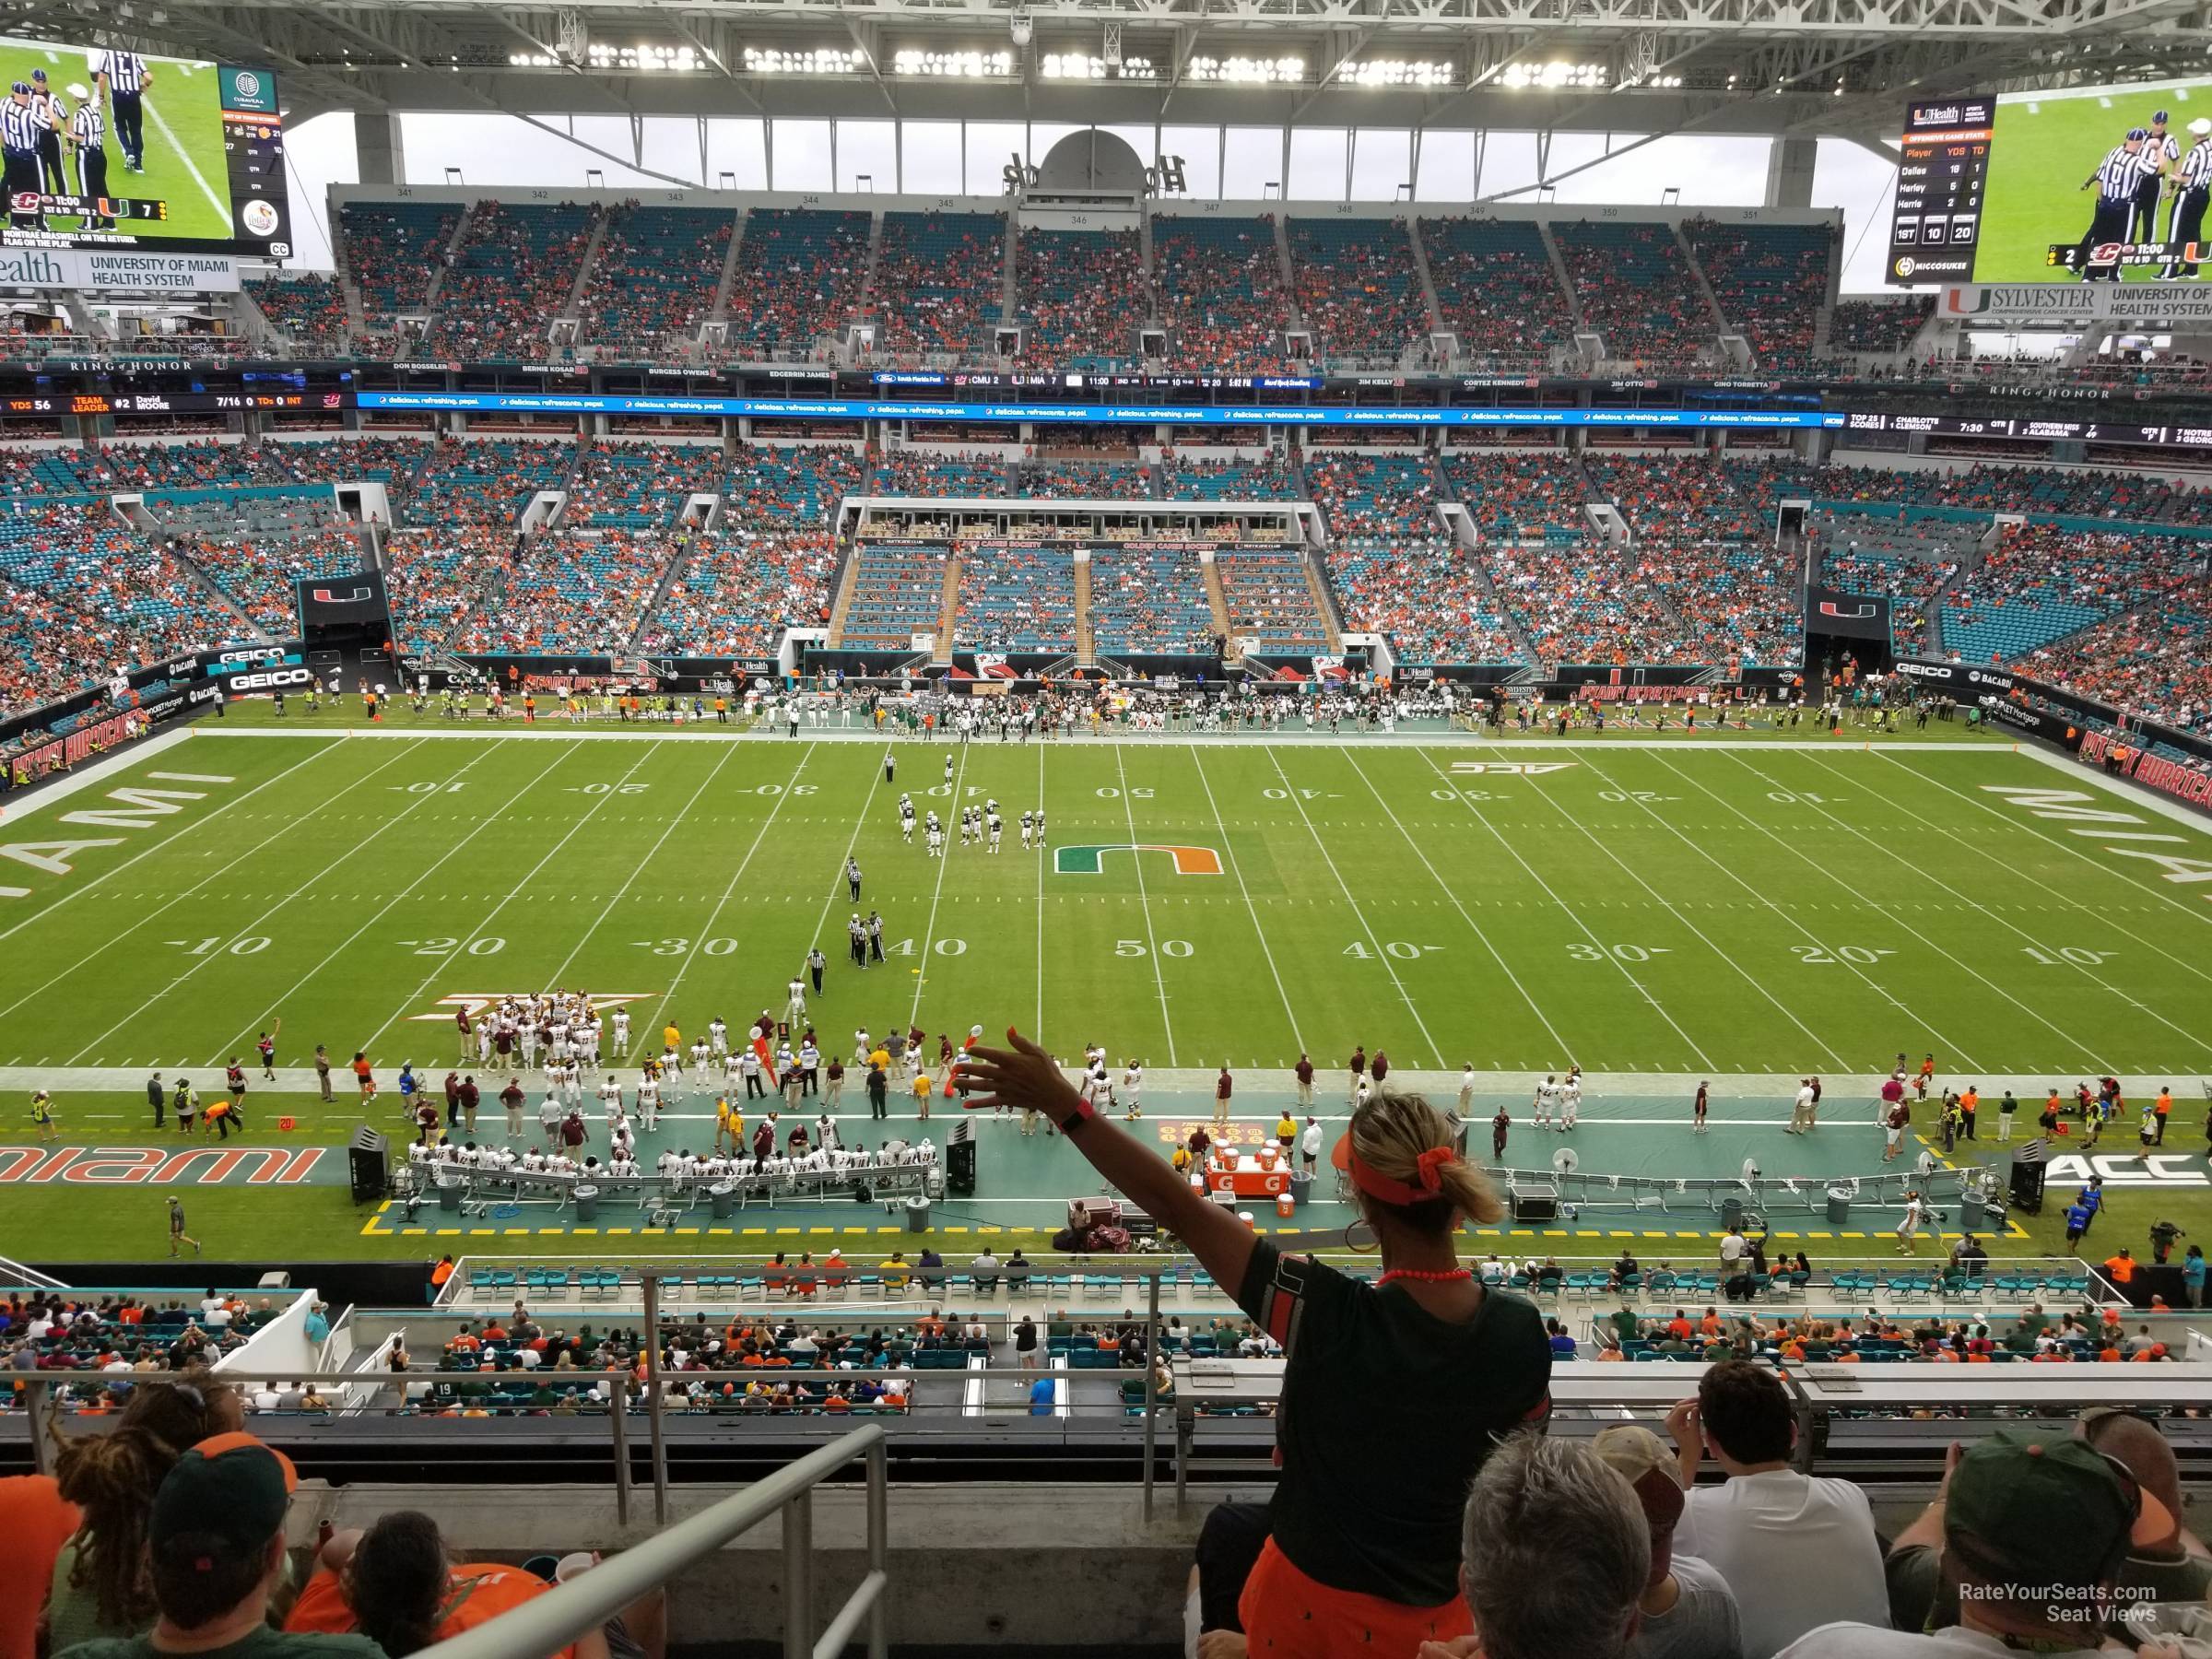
1674 1468 1889 1659
1777 1627 2022 1659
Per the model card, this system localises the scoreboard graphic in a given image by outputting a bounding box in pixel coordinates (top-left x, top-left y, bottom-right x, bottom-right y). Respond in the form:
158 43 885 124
1886 96 1994 284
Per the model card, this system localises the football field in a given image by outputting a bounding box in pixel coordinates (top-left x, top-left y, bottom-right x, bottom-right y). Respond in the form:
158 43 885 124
3 719 2210 1265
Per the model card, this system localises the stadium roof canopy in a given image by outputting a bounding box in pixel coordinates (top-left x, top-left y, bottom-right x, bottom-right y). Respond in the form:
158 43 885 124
63 0 2212 148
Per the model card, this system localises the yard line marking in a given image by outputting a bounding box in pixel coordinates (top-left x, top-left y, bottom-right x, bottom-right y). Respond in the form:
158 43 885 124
0 740 357 949
1868 748 2212 953
1338 749 1565 1059
1265 747 1445 1068
793 746 888 1016
1793 750 2206 1056
1408 747 1712 1071
1524 755 1850 1070
641 747 819 1043
1188 747 1302 1053
1721 753 2116 1073
1111 744 1178 1065
1572 747 1975 1069
353 741 663 1054
142 96 229 223
538 739 747 994
63 741 467 1064
907 745 971 1032
201 745 511 1065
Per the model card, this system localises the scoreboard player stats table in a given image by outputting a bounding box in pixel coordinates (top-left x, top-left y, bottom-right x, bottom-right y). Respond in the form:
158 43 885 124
1888 96 1994 284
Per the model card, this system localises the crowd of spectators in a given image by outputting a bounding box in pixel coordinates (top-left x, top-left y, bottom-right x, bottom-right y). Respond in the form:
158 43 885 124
1215 548 1329 651
1942 522 2211 664
1016 227 1149 370
1421 217 1575 367
871 453 1008 498
722 208 870 361
406 436 576 525
175 526 375 637
1088 542 1218 653
51 440 300 492
450 528 676 656
1829 296 1934 356
247 275 349 354
1816 540 1960 658
1685 219 1834 374
384 525 509 654
643 528 840 657
1446 450 1591 540
338 199 462 321
577 205 733 361
563 442 726 530
1552 218 1717 368
1581 453 1770 541
1152 217 1289 376
872 211 1008 359
1288 217 1430 363
1157 452 1297 500
2019 597 2212 735
1308 453 1522 662
839 539 950 650
726 441 864 530
425 202 598 361
952 539 1078 653
0 503 214 687
1015 460 1147 498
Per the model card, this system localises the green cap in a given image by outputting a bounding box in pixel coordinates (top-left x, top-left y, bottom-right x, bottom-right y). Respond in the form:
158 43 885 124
1945 1430 2146 1593
149 1433 298 1567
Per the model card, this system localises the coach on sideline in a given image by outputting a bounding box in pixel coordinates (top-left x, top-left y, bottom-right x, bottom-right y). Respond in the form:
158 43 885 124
959 1029 1552 1659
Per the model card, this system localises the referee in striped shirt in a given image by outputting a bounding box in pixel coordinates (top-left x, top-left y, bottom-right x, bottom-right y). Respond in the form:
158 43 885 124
2164 117 2212 280
1 83 45 230
88 46 149 172
2133 110 2181 243
65 81 111 229
2077 128 2155 281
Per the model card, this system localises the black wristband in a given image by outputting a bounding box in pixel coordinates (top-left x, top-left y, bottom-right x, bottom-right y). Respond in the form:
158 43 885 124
1058 1095 1097 1135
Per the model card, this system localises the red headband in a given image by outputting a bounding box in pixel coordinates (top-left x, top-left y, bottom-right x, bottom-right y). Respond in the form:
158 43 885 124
1348 1144 1459 1206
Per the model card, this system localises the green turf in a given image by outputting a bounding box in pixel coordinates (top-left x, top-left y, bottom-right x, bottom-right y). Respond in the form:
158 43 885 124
3 723 2209 1266
0 33 234 243
1976 78 2208 284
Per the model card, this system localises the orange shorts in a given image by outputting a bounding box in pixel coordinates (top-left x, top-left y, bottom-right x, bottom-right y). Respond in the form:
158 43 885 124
1236 1536 1474 1659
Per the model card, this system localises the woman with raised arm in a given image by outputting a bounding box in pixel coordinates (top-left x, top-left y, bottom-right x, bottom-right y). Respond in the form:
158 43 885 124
959 1029 1553 1659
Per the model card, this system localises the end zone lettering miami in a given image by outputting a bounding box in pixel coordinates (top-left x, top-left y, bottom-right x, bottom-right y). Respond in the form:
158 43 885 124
0 1147 324 1185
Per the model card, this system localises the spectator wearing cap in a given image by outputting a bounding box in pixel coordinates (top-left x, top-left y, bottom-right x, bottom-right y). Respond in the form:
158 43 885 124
52 1431 382 1659
1778 1429 2161 1657
1666 1360 1889 1657
1590 1425 1744 1659
962 1029 1551 1659
1456 1433 1651 1659
1887 1407 2212 1637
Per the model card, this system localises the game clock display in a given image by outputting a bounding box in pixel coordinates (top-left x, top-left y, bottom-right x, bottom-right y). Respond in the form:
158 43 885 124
0 33 289 258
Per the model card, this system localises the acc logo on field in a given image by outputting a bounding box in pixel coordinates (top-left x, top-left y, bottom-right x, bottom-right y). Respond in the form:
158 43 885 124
1449 761 1575 775
2044 1153 2207 1189
408 991 659 1023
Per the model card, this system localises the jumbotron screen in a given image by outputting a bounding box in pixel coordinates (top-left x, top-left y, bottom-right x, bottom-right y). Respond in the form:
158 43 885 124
1889 77 2212 286
0 34 289 257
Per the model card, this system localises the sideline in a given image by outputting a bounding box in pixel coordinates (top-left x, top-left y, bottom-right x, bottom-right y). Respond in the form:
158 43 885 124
2017 742 2212 837
0 726 198 822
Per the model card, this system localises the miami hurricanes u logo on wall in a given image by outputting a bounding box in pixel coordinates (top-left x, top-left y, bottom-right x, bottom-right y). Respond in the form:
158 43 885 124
1054 842 1223 877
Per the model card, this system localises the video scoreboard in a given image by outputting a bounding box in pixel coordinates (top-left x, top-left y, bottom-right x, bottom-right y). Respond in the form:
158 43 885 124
1887 96 1994 284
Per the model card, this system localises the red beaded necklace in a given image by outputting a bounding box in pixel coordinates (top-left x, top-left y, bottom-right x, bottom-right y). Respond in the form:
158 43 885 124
1375 1266 1475 1288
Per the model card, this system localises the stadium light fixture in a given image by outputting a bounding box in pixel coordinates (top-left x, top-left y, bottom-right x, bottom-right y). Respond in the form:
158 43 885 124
1041 53 1158 79
893 48 1018 76
1187 54 1306 84
1500 61 1606 89
582 42 704 72
741 46 868 76
1335 58 1455 88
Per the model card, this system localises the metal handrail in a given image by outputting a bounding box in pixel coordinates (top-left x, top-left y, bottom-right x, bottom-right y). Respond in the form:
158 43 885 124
410 1422 888 1659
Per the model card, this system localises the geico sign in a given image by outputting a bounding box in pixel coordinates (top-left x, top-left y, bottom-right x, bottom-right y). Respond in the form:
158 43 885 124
216 646 289 667
229 666 315 692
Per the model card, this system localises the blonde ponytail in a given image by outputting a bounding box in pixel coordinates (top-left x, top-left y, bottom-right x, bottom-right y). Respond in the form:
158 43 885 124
1348 1089 1504 1230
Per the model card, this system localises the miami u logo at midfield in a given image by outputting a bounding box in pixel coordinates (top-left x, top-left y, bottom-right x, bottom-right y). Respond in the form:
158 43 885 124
1054 843 1223 877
